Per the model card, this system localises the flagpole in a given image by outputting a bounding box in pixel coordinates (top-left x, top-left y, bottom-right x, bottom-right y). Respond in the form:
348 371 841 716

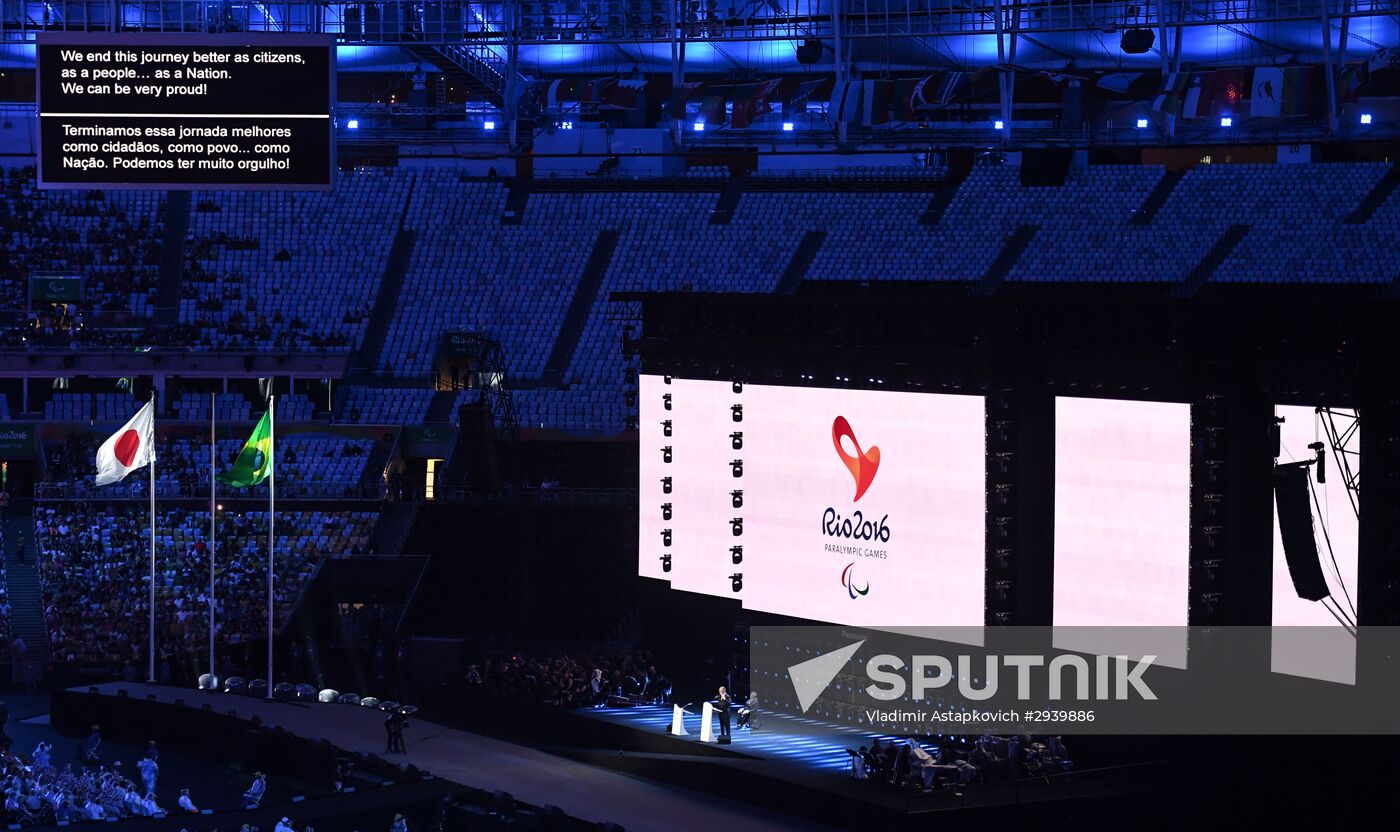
266 394 275 700
210 392 216 686
148 389 157 685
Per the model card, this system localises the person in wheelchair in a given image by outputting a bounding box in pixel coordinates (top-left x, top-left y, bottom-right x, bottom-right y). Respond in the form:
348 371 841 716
736 691 760 729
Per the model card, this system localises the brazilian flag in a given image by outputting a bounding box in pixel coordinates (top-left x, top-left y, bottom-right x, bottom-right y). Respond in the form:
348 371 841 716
219 410 273 487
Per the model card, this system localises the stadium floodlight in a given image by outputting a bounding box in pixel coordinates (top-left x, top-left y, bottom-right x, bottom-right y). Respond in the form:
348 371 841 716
694 121 706 132
994 120 1005 130
1136 118 1149 129
346 118 359 130
1220 116 1233 127
1360 113 1373 125
483 120 496 130
782 122 794 132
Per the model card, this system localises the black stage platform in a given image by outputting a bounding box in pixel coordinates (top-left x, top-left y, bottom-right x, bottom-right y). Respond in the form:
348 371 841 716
57 685 829 832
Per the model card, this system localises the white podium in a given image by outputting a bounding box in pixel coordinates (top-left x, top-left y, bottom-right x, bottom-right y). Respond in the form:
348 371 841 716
699 702 717 742
669 705 688 736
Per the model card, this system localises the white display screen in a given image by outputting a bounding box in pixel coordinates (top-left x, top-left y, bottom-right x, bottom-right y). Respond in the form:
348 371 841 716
1271 405 1358 684
639 375 986 628
1052 397 1191 667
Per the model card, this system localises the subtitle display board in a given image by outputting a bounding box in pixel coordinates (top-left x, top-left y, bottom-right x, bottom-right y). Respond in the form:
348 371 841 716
37 33 335 190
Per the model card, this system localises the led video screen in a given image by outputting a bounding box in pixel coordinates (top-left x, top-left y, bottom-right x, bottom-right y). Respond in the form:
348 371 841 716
639 375 986 628
1271 405 1358 684
1053 397 1191 667
637 376 734 590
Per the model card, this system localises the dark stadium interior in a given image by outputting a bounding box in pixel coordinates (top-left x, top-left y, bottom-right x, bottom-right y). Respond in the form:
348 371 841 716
0 3 1398 829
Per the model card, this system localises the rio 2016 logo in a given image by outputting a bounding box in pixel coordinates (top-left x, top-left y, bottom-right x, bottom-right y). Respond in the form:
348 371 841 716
831 416 887 600
841 562 870 600
832 416 880 501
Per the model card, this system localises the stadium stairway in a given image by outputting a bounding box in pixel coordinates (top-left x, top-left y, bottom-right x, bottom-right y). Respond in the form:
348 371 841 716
454 403 502 493
542 229 620 387
1130 170 1184 226
1345 165 1400 224
402 45 506 108
3 513 50 664
1178 224 1252 298
426 390 460 424
710 178 746 225
502 179 531 225
918 182 961 227
154 191 191 325
359 228 419 373
977 224 1040 295
358 179 418 373
373 504 420 557
778 231 827 294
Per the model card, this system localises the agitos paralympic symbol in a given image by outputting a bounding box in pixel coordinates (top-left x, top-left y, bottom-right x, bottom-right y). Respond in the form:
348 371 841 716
841 562 870 600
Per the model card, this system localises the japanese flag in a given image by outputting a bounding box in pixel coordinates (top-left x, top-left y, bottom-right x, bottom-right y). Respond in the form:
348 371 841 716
96 400 155 487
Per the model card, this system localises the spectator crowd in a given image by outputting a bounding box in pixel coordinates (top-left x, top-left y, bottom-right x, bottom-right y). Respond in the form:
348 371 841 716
465 650 669 708
34 505 376 668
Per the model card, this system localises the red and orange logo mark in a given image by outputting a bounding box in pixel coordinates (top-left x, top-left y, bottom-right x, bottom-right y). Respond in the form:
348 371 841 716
832 416 880 502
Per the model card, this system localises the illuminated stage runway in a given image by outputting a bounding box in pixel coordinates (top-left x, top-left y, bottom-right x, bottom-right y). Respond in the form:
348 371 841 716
583 703 911 773
566 703 1166 826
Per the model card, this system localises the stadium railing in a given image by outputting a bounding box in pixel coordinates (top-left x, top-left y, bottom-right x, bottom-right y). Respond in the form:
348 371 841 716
433 485 635 506
35 481 385 501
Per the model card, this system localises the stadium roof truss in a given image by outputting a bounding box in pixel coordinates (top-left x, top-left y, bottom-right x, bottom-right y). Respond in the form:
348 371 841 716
2 0 1397 74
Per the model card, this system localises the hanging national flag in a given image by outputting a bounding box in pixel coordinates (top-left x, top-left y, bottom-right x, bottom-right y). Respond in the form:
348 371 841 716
699 92 727 126
1151 71 1190 115
1279 66 1319 117
1250 67 1284 117
1184 68 1248 118
861 80 895 126
664 81 706 118
218 410 273 488
910 72 971 110
1096 72 1143 95
892 77 921 122
538 78 600 109
599 78 649 109
95 400 155 487
828 81 861 122
786 79 825 115
1338 63 1367 99
1180 73 1205 117
731 79 782 128
1367 47 1394 77
571 79 599 104
538 79 568 108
